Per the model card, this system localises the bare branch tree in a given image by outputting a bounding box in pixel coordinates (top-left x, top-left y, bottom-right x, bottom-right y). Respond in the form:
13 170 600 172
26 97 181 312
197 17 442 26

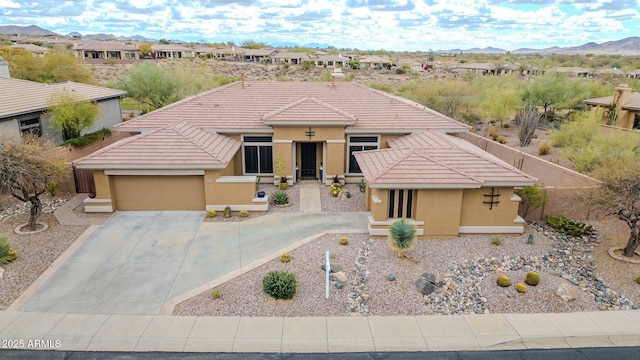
516 106 540 147
0 136 66 230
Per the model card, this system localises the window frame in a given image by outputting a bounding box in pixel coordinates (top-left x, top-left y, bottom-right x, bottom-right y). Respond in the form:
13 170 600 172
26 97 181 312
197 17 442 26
242 135 274 175
388 189 414 219
347 135 379 174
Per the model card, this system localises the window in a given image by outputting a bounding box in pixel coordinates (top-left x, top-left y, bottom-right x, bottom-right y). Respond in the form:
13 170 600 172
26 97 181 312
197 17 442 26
243 136 273 174
633 114 640 130
348 136 379 173
388 189 414 219
19 118 41 136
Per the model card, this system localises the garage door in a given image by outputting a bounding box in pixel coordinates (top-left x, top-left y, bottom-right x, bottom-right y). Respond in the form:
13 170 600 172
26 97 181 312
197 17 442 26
112 175 205 211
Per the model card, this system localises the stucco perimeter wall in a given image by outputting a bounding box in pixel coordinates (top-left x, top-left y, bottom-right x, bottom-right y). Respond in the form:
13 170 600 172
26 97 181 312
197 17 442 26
457 132 601 221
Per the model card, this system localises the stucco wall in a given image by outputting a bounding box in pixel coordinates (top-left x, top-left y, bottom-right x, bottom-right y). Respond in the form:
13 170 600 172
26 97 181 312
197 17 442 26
459 187 519 227
82 98 123 135
414 189 464 238
0 118 20 143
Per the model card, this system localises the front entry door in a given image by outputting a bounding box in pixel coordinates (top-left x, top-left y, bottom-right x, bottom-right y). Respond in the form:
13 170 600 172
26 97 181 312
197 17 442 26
301 143 316 180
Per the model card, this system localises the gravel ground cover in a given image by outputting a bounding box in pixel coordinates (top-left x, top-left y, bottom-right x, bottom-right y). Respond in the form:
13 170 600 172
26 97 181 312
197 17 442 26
320 183 367 212
174 220 639 317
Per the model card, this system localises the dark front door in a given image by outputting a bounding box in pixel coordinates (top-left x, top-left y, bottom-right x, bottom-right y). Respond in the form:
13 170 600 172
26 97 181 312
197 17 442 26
301 143 317 180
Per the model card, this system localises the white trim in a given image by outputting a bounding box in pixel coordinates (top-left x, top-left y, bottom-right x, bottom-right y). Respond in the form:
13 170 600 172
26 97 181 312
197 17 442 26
77 164 223 170
216 175 257 183
514 215 525 224
458 225 524 234
252 195 269 204
326 139 346 144
104 169 205 176
273 139 293 144
83 198 112 204
207 203 269 212
510 194 522 202
368 215 424 226
371 195 382 204
84 205 113 213
369 183 480 189
347 134 379 174
264 120 354 126
368 223 424 236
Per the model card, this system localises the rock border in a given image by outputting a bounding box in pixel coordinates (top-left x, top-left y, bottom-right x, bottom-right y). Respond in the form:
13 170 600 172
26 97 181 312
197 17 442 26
14 222 49 235
607 247 640 264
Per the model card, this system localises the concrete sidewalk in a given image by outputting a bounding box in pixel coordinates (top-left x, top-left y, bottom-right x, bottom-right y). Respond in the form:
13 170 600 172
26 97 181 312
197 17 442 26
0 310 638 352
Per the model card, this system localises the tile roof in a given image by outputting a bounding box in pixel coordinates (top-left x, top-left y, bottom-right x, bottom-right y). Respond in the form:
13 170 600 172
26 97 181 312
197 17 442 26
115 81 470 133
357 131 536 188
262 96 357 126
74 121 240 170
75 41 137 51
7 43 50 53
0 77 126 119
584 92 640 111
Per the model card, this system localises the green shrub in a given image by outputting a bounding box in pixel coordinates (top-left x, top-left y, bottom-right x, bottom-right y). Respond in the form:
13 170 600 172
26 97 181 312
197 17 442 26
496 274 511 287
273 190 289 205
263 270 296 300
491 237 502 246
515 283 527 293
388 219 416 258
0 236 17 264
545 214 594 236
358 179 366 193
62 128 112 147
515 182 549 219
538 143 551 155
339 237 348 245
525 271 541 286
280 253 291 263
210 288 221 299
496 135 507 144
239 209 249 218
206 210 217 218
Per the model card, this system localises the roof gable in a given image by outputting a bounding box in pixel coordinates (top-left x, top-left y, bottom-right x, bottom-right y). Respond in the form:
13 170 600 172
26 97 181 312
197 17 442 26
262 96 357 126
74 121 240 170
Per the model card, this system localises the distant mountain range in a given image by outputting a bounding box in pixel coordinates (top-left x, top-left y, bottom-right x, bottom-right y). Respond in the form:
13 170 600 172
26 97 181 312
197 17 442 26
1 24 639 55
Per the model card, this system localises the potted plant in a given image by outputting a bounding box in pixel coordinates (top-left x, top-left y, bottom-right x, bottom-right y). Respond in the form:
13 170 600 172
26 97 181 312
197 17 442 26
255 177 266 198
279 175 288 190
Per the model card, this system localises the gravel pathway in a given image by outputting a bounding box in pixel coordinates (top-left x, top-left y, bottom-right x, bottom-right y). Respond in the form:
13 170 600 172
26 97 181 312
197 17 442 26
174 220 638 317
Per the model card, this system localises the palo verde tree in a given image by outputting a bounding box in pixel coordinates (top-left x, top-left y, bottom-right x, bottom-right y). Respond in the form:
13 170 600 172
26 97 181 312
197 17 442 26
588 163 640 257
523 71 580 122
47 92 100 140
0 136 66 230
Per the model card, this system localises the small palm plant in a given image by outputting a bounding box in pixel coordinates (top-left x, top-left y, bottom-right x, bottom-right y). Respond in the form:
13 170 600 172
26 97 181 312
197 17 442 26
388 219 416 258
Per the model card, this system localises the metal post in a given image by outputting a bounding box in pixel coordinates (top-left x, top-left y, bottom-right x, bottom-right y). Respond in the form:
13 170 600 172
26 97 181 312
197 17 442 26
325 251 330 299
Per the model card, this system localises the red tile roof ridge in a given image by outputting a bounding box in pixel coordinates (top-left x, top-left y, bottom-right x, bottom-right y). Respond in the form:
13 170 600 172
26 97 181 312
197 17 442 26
261 95 358 121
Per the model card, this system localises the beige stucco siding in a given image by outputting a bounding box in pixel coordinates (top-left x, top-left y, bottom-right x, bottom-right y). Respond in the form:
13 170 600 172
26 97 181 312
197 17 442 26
459 187 518 227
414 189 464 238
112 175 205 210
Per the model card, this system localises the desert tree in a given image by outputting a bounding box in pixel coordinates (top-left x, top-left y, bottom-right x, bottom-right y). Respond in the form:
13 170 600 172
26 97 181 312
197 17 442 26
515 182 549 219
516 105 541 147
588 163 640 257
0 48 95 84
47 92 100 140
523 72 580 122
475 75 524 127
0 136 67 230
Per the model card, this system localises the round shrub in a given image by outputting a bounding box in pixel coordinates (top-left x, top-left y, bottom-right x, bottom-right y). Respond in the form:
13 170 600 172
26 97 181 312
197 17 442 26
387 274 396 281
496 274 511 287
525 271 541 286
206 210 217 218
339 237 348 245
239 209 249 218
263 270 296 300
636 275 640 285
515 283 527 293
280 253 291 263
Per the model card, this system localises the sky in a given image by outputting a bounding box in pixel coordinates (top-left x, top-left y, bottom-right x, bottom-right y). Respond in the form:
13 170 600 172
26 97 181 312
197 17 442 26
1 0 639 51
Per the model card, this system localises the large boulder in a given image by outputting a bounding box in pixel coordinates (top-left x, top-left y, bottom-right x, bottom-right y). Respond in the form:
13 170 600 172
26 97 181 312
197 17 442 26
416 272 439 295
556 283 578 301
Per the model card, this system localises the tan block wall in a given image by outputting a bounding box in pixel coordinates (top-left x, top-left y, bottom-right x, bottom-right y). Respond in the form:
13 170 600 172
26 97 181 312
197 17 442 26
459 187 519 227
414 189 463 238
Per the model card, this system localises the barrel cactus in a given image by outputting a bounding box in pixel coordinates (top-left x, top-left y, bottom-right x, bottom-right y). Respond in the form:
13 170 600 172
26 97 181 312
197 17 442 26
339 237 348 245
280 253 291 263
525 271 541 286
636 275 640 285
239 209 249 218
496 274 511 287
515 283 527 293
206 210 217 218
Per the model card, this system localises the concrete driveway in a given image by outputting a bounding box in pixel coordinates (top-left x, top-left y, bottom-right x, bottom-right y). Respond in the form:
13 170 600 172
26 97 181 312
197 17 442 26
19 211 368 315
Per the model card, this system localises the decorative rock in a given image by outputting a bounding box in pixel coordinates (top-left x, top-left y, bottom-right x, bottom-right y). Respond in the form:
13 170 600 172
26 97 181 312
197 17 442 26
557 283 579 301
321 264 343 273
0 266 3 279
335 281 344 289
416 278 436 295
329 271 347 283
387 274 396 281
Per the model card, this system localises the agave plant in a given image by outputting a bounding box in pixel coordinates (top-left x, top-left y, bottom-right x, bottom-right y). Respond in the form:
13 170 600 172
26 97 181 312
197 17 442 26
388 219 416 258
0 236 18 264
272 189 289 205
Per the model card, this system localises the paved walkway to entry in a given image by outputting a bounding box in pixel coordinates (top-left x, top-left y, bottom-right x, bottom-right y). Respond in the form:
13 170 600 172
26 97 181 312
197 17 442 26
14 210 369 315
299 181 322 212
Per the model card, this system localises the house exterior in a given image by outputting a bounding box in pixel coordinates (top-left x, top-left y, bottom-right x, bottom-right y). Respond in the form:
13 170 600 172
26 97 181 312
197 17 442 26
358 55 393 69
584 83 640 129
450 63 496 76
152 44 195 59
0 77 126 143
7 43 50 56
272 51 312 65
74 41 139 60
74 81 534 238
316 54 347 68
243 48 278 63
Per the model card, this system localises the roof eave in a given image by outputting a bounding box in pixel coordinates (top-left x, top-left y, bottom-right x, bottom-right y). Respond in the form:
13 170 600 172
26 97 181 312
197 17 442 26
368 183 481 189
263 120 354 126
74 163 228 170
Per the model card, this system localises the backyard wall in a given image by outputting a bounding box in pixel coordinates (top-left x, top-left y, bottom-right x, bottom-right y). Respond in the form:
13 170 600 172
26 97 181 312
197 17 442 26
457 132 602 221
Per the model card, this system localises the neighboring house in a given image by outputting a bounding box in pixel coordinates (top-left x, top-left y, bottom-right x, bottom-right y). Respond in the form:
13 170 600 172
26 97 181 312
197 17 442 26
74 81 534 238
272 51 312 65
74 41 139 60
450 63 496 75
194 46 243 60
396 58 426 72
584 83 640 129
0 77 126 143
7 43 50 56
554 67 593 78
316 54 347 68
152 44 195 59
243 48 278 63
358 55 393 69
